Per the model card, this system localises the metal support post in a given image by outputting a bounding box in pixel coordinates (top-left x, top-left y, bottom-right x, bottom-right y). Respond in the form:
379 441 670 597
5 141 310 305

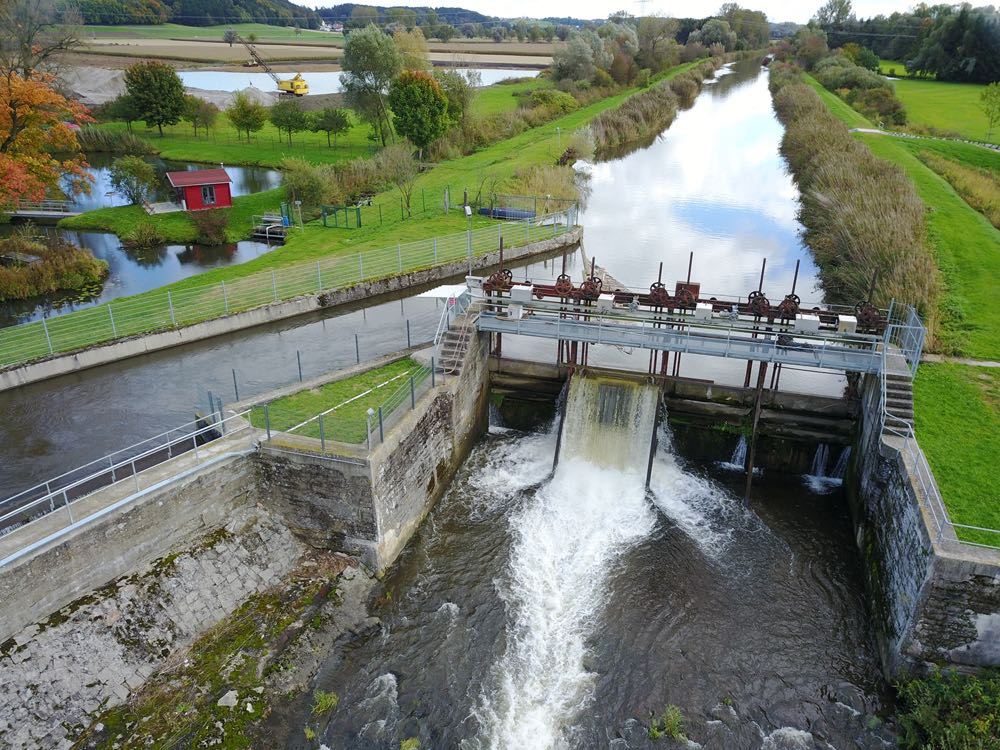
297 350 303 382
221 281 229 313
355 333 360 363
397 243 402 272
434 238 438 263
319 414 325 451
232 368 239 402
431 358 436 387
377 406 384 443
410 375 415 409
316 261 322 292
167 291 177 326
264 404 271 439
743 362 768 505
358 253 364 280
271 270 278 301
108 305 117 337
406 319 411 348
41 317 53 354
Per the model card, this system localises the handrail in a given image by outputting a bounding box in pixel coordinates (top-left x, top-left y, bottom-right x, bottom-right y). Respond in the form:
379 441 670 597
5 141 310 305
0 410 253 538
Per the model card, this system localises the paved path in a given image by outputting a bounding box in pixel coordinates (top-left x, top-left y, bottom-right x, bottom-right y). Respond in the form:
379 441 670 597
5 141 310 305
850 127 1000 153
922 353 1000 368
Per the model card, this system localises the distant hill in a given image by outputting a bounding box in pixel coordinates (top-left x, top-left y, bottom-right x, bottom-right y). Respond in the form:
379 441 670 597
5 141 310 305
316 4 492 26
76 0 321 27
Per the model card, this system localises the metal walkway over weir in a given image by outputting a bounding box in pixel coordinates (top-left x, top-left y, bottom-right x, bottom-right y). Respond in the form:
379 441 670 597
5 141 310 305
465 269 925 378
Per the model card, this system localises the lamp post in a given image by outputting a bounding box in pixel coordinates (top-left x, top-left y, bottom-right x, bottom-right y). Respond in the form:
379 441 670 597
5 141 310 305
294 199 303 229
465 204 473 275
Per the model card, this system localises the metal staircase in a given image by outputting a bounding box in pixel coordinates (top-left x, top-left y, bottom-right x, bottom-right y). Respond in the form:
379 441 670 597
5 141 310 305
437 311 477 376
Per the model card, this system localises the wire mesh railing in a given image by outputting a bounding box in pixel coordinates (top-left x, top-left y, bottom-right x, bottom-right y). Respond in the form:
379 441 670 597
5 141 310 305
0 212 577 370
0 410 256 561
255 360 439 454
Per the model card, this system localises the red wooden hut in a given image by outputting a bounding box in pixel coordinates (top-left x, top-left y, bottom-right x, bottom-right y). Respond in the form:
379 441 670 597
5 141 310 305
166 168 232 211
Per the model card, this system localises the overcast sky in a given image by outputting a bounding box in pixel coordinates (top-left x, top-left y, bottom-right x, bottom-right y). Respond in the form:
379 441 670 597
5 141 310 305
308 1 914 25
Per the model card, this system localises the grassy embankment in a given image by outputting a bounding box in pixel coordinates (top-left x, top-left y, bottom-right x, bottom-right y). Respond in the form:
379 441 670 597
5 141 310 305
2 62 704 365
248 357 424 443
805 76 1000 542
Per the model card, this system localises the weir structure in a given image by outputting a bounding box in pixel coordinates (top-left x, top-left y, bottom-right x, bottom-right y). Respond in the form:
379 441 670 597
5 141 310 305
468 253 924 498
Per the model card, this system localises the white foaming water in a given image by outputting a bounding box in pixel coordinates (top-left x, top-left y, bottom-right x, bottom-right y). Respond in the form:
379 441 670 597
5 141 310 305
803 444 852 494
649 429 737 558
478 457 657 749
761 727 830 750
476 377 660 749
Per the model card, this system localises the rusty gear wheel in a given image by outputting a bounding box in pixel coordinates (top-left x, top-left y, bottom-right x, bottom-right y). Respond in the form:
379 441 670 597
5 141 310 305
748 290 771 318
554 274 574 297
777 293 800 320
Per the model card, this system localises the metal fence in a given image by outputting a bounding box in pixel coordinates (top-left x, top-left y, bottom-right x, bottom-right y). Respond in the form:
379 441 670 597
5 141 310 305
0 212 577 370
867 310 1000 550
254 360 440 454
0 410 256 561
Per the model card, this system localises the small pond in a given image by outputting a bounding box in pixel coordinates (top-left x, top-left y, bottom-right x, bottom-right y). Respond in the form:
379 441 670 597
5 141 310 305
0 231 276 327
177 67 539 96
69 156 281 213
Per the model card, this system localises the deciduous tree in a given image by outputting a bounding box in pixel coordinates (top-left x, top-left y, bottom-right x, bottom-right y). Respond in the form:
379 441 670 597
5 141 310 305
377 143 419 216
981 83 1000 141
340 25 401 147
0 0 81 78
388 70 449 158
310 107 352 148
226 92 268 141
269 99 308 144
106 94 142 133
394 28 430 71
108 155 157 205
124 61 185 136
0 72 91 207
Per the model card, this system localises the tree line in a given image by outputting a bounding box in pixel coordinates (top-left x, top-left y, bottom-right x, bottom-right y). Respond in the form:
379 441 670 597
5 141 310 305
812 0 999 84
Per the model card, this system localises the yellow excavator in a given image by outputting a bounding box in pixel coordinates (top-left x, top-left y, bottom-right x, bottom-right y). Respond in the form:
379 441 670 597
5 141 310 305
235 33 309 96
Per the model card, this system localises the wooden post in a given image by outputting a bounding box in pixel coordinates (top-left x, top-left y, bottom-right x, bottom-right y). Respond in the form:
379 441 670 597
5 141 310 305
743 362 768 504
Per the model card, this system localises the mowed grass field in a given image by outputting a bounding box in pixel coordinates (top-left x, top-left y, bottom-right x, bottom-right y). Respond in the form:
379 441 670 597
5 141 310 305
892 78 997 144
84 22 342 43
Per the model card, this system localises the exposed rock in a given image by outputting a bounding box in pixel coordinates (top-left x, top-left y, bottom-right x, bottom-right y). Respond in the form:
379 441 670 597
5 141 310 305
217 691 238 708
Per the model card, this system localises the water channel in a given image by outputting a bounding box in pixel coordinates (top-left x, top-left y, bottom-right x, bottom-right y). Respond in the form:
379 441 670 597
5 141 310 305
0 158 282 326
177 67 539 95
2 61 895 747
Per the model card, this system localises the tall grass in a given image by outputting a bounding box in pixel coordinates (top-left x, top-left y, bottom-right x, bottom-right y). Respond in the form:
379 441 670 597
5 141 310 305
588 58 721 154
76 126 156 155
918 151 1000 230
769 63 939 327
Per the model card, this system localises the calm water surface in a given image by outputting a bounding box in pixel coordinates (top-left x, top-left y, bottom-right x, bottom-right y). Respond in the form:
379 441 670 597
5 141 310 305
178 67 539 95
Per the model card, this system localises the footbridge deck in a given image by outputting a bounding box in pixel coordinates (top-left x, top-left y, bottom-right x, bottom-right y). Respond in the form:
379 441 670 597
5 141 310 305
472 287 924 376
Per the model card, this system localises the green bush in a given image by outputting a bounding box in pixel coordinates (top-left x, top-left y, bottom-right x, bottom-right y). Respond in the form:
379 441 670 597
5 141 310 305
311 689 339 716
124 221 165 249
189 210 229 245
648 704 686 741
896 669 1000 749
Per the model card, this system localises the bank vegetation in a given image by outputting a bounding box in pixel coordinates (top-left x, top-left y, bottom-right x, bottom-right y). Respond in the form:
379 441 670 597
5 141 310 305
768 62 939 327
0 230 108 302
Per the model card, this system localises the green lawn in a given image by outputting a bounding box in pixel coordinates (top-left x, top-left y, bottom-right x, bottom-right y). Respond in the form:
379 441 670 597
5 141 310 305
804 76 873 128
248 357 423 443
84 22 342 44
858 134 1000 360
914 363 1000 545
892 78 996 144
878 59 910 77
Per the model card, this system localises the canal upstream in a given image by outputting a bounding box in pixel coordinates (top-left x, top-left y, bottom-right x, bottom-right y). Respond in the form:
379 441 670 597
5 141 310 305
2 61 895 747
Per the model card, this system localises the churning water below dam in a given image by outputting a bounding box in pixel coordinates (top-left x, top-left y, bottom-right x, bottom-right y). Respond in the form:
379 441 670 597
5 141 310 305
303 378 895 749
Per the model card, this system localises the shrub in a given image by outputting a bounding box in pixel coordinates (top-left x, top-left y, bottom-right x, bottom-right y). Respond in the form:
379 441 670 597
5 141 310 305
507 164 583 208
669 75 700 106
124 222 165 249
0 233 109 302
768 65 939 328
75 126 155 155
189 210 229 245
636 68 651 88
592 68 614 88
529 89 579 114
896 669 1000 749
851 87 907 125
281 157 327 208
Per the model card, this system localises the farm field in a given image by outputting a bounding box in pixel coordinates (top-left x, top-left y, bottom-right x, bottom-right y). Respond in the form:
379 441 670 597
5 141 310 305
83 22 342 42
892 78 996 144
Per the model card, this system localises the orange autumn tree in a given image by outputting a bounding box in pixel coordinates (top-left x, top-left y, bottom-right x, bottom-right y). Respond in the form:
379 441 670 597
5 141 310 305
0 71 91 208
